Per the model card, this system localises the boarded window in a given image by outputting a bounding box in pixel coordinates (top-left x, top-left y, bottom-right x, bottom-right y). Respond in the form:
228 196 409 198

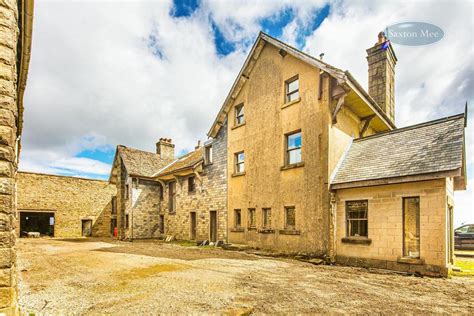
346 200 368 237
286 76 299 102
286 131 302 165
125 214 130 229
263 208 272 229
125 184 130 199
235 151 245 173
403 197 420 258
235 104 245 125
285 206 296 229
234 209 242 228
248 208 256 228
188 176 196 193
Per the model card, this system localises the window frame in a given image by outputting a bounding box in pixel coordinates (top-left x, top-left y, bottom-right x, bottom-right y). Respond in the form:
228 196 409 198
262 208 272 229
168 181 176 213
234 151 245 174
248 208 256 229
284 206 296 230
234 209 242 228
285 130 302 166
235 103 245 126
205 144 213 165
402 196 421 258
345 200 368 238
285 75 299 103
188 176 196 193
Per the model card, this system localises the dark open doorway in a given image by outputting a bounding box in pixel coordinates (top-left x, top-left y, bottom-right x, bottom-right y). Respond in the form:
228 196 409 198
82 219 93 237
190 212 197 240
20 211 54 237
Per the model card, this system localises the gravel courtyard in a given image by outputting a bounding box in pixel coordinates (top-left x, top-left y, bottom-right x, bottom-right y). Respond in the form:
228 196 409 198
17 238 474 314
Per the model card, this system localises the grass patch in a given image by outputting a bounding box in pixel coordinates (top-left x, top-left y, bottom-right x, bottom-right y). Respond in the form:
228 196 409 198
452 257 474 277
175 240 198 247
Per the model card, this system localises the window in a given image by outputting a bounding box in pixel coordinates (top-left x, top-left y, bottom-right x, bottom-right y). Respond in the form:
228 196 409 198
159 215 165 234
125 214 130 228
286 131 302 165
188 176 196 193
235 151 245 173
248 208 256 229
111 196 117 214
205 145 213 164
263 208 272 229
346 200 368 237
285 206 296 230
159 183 164 201
403 197 420 258
110 218 117 235
235 103 245 125
286 76 299 102
125 183 130 199
234 209 242 228
168 181 176 213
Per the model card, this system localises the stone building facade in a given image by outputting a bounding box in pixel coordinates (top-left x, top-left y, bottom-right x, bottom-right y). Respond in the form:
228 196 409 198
110 132 228 242
156 121 227 242
17 172 116 238
207 32 466 276
0 0 33 312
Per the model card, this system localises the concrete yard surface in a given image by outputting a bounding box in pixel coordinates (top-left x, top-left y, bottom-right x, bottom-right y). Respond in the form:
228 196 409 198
18 238 474 314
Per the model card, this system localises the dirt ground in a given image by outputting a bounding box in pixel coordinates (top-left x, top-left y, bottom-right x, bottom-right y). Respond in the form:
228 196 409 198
17 238 474 314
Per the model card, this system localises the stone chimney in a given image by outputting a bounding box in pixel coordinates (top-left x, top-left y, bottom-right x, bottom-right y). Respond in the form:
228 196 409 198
195 140 201 150
156 138 175 160
366 31 397 122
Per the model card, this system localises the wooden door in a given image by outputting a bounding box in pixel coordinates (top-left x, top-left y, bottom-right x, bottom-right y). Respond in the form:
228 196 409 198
210 211 217 242
190 212 197 240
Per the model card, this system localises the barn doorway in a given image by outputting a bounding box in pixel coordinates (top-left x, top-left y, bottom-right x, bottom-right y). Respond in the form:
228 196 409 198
82 219 93 237
19 211 55 237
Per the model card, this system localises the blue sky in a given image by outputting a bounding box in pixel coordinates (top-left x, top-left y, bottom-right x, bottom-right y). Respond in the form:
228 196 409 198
21 0 473 224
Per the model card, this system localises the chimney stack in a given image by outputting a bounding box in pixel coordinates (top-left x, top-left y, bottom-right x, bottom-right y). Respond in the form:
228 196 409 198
156 138 175 160
195 140 201 150
366 31 397 123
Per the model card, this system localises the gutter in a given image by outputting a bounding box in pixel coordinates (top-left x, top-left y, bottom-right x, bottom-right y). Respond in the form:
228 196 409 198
17 0 34 145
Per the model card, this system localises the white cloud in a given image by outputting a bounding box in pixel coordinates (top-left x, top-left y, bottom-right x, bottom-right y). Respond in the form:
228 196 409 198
20 0 473 222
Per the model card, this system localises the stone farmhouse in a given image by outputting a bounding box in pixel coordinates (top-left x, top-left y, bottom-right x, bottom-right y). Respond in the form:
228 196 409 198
13 29 467 279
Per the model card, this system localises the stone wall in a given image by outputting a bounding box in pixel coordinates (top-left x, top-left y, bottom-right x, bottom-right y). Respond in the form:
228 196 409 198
17 172 116 238
160 123 228 242
335 179 449 276
0 0 20 311
129 178 161 239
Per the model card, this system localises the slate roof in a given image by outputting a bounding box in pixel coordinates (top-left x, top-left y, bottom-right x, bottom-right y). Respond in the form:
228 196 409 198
117 146 173 178
155 148 203 177
331 114 465 186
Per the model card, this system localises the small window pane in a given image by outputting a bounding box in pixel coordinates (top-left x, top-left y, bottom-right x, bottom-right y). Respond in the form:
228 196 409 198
235 104 245 125
288 149 301 165
288 79 299 93
288 132 301 149
288 91 299 102
346 201 368 237
235 209 241 228
236 152 245 173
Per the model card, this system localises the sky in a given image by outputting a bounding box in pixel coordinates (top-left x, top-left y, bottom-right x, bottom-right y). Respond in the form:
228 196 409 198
21 0 473 225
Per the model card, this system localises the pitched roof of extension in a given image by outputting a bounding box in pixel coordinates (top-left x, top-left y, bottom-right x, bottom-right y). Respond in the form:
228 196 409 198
207 31 396 138
116 145 173 178
331 113 467 189
153 148 203 177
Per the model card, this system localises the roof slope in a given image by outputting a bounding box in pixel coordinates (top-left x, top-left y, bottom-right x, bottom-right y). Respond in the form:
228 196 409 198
118 146 172 178
331 114 465 187
207 31 395 138
155 148 203 177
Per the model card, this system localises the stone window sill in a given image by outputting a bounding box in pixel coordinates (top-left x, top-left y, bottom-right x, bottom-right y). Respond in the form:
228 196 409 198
232 171 246 177
279 229 300 235
188 191 196 195
258 229 275 234
231 227 245 232
231 122 246 130
341 237 372 245
247 227 257 231
397 257 424 265
168 212 176 216
282 97 301 109
281 162 305 171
